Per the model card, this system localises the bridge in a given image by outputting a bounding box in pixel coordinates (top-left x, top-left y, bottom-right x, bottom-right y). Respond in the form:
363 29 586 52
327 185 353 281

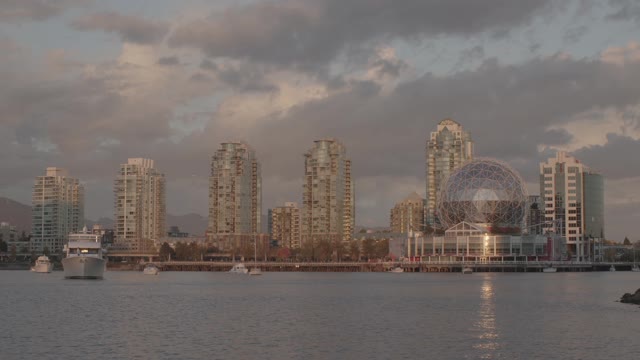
107 260 639 273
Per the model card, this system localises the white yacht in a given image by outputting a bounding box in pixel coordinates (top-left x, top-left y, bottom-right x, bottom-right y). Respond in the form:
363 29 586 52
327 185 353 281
389 267 404 273
31 255 54 273
462 267 473 274
143 263 160 275
229 263 249 274
62 227 106 279
609 265 616 272
249 267 262 276
542 266 557 273
632 265 640 272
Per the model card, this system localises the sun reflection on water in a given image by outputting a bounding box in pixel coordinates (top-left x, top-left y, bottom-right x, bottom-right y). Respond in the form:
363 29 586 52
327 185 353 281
472 276 500 359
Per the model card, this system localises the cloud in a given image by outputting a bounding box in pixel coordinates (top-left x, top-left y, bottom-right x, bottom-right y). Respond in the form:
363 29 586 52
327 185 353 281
168 0 555 71
157 56 180 66
71 12 169 45
607 0 640 23
0 0 83 22
601 41 640 66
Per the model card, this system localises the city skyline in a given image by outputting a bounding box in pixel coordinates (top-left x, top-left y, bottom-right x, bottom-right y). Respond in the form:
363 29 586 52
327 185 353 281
1 1 640 242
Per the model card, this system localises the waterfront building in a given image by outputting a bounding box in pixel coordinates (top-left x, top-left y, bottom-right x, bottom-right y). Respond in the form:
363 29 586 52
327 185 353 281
301 139 354 245
207 142 262 250
390 192 425 234
0 222 19 252
31 167 84 253
540 151 604 261
525 195 544 235
425 118 474 230
113 158 166 252
270 202 301 249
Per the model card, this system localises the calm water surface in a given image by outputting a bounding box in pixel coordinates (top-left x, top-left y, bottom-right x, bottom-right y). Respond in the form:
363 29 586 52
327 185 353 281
1 271 639 359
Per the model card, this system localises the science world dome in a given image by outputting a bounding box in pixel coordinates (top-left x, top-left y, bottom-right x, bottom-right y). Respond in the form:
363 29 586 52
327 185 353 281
437 158 527 229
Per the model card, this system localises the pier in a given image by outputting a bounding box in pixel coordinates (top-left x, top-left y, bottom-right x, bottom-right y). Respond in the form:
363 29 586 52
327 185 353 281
107 260 639 273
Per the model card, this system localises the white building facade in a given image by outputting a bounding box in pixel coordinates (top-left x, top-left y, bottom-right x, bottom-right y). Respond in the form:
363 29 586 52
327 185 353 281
31 168 84 253
114 158 166 252
207 142 262 249
539 151 604 261
301 139 354 245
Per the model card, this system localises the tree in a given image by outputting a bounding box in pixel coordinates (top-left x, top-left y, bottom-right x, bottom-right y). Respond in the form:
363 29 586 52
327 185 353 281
276 247 291 261
374 239 389 259
159 242 175 261
349 241 360 261
623 237 631 245
358 228 367 234
362 239 375 260
9 244 17 262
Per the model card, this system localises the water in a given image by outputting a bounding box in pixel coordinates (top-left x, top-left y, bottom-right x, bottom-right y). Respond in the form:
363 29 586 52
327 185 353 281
1 271 639 359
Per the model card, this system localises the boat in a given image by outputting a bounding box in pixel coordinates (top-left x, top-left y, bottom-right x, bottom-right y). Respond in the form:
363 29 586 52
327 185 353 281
609 265 616 272
462 267 473 274
62 226 106 279
249 267 262 276
31 255 54 273
632 265 640 272
143 263 160 275
542 266 557 273
229 263 249 274
389 266 404 273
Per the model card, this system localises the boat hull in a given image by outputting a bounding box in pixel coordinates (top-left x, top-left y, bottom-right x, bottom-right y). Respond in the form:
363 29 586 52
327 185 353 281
31 263 54 273
143 267 159 275
62 257 105 279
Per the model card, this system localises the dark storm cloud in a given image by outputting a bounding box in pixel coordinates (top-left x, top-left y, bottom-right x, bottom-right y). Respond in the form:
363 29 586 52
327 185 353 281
168 0 555 71
607 0 640 23
574 134 640 178
0 0 83 22
246 55 640 185
71 12 169 45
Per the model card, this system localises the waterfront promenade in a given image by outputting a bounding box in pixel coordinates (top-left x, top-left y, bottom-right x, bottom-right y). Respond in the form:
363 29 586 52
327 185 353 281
108 260 638 273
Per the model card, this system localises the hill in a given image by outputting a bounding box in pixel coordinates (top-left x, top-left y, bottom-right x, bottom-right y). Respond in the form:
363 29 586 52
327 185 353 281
0 197 32 233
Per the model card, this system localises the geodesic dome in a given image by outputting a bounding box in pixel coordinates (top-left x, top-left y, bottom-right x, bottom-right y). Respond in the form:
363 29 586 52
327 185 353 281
437 158 527 229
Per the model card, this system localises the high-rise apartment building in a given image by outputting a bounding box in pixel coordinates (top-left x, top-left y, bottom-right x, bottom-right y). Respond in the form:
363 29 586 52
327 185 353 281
301 139 354 245
540 151 604 261
390 192 425 234
425 118 473 230
270 202 301 249
31 167 84 253
207 142 261 249
114 158 166 252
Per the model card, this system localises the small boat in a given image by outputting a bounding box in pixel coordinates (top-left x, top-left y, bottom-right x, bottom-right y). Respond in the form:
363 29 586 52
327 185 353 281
248 267 262 276
462 267 473 274
143 263 160 275
609 265 616 272
31 255 54 273
389 267 404 273
632 265 640 272
542 266 557 273
62 227 106 279
229 263 249 274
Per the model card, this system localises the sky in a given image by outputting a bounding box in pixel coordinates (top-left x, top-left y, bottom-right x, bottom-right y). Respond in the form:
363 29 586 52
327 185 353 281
1 0 640 241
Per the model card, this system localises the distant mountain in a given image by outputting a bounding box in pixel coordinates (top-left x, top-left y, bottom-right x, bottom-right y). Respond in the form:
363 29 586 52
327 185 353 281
167 213 208 236
0 197 32 233
0 196 209 236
